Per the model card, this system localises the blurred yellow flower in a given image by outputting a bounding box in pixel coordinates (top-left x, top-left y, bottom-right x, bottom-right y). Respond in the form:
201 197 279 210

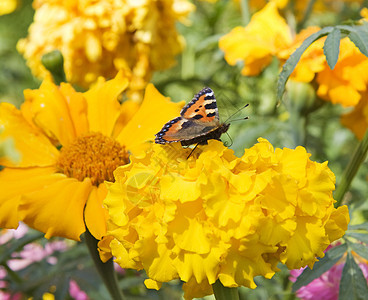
341 91 368 140
316 38 368 107
278 26 326 82
0 71 183 241
219 1 292 76
0 0 17 15
100 138 349 299
17 0 194 101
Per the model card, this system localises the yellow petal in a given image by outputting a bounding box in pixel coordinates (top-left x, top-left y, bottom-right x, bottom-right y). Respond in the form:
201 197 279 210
84 71 129 137
22 80 79 146
19 177 93 240
144 279 162 290
0 167 63 229
59 83 89 137
115 84 184 150
84 183 108 240
0 103 59 167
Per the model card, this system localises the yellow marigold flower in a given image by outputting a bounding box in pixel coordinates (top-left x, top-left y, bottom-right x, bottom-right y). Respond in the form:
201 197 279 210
0 71 183 241
340 91 368 140
219 1 292 76
17 0 194 100
0 0 18 15
316 38 368 107
100 138 349 300
278 26 326 82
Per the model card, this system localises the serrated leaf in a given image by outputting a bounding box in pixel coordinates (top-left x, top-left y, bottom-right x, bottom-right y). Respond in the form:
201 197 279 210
324 28 341 69
277 27 333 101
339 251 368 300
292 243 347 292
346 232 368 244
345 24 368 57
349 243 368 261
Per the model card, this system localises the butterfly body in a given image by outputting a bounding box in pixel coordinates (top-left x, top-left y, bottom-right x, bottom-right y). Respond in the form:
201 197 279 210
155 87 230 146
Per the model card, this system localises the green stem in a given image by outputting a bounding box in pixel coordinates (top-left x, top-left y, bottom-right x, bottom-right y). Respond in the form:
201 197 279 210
84 230 125 300
334 128 368 207
297 0 317 31
240 0 250 26
212 279 239 300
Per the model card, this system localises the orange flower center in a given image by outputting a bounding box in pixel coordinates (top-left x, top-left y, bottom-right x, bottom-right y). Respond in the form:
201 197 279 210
56 132 129 186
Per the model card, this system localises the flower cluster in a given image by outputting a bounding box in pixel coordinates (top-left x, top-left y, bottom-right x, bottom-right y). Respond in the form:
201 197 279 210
17 0 194 100
100 139 349 299
0 71 183 241
219 1 368 138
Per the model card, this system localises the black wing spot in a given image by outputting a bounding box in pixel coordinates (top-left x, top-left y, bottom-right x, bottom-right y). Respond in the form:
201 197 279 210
193 114 204 120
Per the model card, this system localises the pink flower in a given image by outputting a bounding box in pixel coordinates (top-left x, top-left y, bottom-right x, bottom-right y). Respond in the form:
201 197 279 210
0 223 28 245
290 261 368 300
69 280 89 300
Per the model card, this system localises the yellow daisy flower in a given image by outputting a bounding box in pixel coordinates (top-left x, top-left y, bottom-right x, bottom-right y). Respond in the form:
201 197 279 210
17 0 195 101
0 71 183 241
99 139 349 300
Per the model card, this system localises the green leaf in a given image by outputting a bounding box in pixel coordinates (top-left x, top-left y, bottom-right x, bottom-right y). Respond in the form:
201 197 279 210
323 28 341 69
345 232 368 245
339 251 368 300
277 27 333 101
349 223 368 231
292 243 347 292
349 242 368 261
346 25 368 57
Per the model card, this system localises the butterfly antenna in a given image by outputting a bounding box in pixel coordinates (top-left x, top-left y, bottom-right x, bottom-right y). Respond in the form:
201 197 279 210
224 104 249 123
187 143 200 159
228 116 249 123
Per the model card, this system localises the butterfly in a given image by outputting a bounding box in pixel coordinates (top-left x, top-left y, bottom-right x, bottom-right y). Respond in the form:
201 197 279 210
155 87 239 146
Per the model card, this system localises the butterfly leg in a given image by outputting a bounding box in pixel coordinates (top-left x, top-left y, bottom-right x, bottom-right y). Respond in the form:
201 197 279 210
187 143 200 159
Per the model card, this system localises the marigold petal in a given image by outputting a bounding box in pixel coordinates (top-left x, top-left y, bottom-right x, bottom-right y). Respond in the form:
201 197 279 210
84 184 108 240
84 71 129 137
144 279 162 290
0 167 60 229
325 205 350 242
115 84 184 150
22 80 79 146
19 177 93 240
0 103 59 167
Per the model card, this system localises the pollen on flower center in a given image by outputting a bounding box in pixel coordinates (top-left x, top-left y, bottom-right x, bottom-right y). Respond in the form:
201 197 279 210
57 132 129 186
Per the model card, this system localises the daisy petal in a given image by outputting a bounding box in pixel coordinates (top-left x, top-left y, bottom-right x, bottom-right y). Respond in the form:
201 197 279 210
84 71 129 137
84 183 108 240
19 177 93 241
0 103 59 167
116 84 184 150
0 167 62 229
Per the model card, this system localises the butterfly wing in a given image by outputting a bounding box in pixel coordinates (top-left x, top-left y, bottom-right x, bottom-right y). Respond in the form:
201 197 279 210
180 87 219 123
155 87 222 144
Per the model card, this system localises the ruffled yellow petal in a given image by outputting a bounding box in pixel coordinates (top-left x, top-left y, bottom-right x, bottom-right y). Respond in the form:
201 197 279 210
19 177 93 241
84 184 108 240
0 167 63 229
102 139 349 299
115 84 184 150
84 70 129 137
0 102 59 167
22 80 79 146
